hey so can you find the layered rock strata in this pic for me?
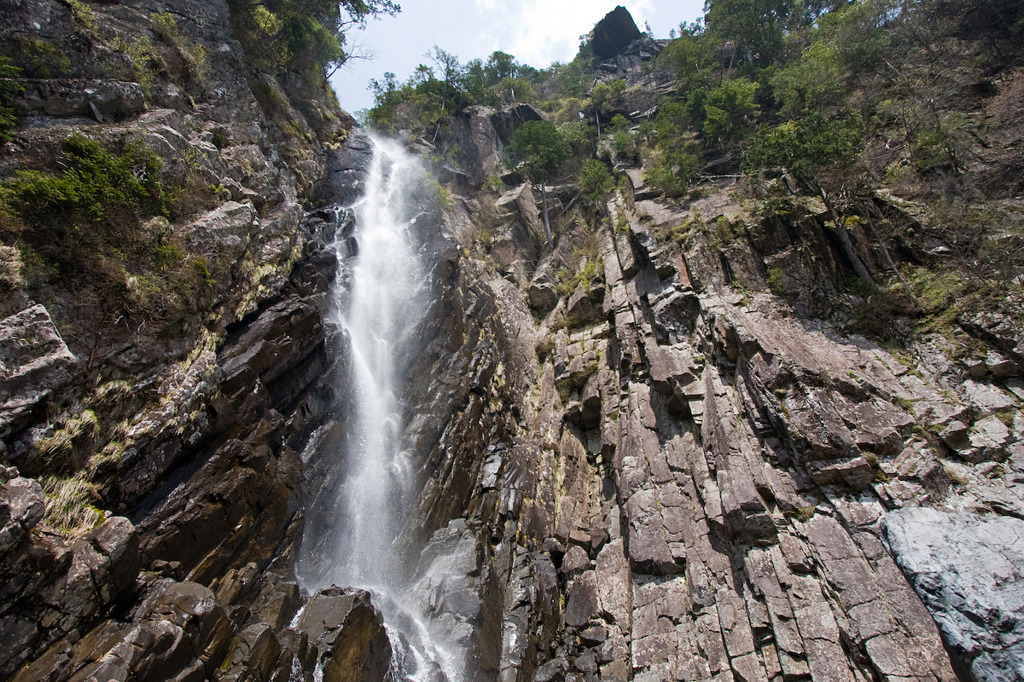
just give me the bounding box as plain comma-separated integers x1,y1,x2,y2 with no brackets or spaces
0,0,391,679
377,117,1024,680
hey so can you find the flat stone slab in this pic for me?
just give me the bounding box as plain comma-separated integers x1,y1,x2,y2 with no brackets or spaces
882,507,1024,682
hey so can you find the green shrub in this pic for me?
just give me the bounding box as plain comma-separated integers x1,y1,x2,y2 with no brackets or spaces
230,0,398,80
657,24,716,92
911,112,972,174
8,37,71,78
615,213,630,235
576,159,614,210
108,35,159,96
0,133,168,235
482,174,506,193
0,132,180,325
701,77,759,149
767,267,787,294
645,147,701,197
641,101,703,196
67,0,96,29
150,12,209,84
556,256,604,297
769,40,844,117
154,241,184,269
193,256,215,287
0,57,23,142
211,129,229,149
609,116,638,161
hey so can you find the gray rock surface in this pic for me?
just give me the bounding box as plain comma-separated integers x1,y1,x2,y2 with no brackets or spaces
295,587,393,682
883,507,1024,682
0,305,77,436
2,0,1022,680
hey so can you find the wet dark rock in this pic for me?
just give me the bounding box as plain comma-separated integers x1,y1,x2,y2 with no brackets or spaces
295,587,393,682
0,498,139,679
322,128,374,206
218,623,283,682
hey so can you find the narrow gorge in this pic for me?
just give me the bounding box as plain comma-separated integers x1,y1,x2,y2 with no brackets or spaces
1,1,1023,682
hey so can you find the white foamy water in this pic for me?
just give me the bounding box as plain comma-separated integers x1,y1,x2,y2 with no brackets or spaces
297,136,463,682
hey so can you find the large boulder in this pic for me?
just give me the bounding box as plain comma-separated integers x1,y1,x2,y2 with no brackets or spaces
294,587,393,682
882,507,1024,681
1,512,140,680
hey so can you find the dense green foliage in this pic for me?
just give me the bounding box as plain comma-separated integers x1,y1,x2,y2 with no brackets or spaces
636,103,700,197
229,0,399,78
505,121,570,186
0,57,22,142
576,159,615,211
362,0,1023,318
745,111,864,188
0,133,169,237
365,49,540,136
0,133,181,308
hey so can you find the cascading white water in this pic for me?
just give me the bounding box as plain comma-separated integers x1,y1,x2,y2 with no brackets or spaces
297,136,463,682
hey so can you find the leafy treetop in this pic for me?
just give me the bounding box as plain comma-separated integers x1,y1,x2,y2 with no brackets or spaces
230,0,400,78
504,120,570,186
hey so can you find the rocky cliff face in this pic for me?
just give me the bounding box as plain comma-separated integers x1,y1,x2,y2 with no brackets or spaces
368,65,1024,682
2,2,1023,682
0,0,387,679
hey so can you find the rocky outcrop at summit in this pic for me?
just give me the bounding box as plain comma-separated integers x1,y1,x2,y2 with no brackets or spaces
592,6,644,59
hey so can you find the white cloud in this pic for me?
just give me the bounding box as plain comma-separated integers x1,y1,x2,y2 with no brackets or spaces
475,1,657,68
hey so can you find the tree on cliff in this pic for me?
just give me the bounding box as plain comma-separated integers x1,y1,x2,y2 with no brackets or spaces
704,0,789,66
230,0,399,77
505,121,569,243
745,110,876,285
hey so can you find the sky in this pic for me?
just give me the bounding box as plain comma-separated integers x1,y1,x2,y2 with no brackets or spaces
330,0,705,115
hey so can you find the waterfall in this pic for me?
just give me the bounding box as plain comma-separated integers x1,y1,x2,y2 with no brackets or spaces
297,136,463,682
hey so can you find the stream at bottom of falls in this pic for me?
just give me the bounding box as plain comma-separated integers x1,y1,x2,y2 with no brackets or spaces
294,135,465,682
